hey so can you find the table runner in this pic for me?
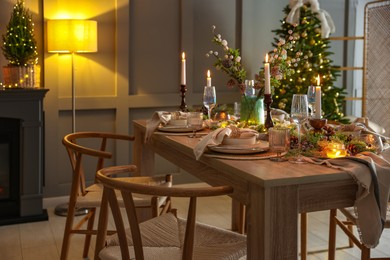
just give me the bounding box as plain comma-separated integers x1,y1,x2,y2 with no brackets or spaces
304,152,390,247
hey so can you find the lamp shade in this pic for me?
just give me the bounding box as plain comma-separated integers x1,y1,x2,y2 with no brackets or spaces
47,20,98,53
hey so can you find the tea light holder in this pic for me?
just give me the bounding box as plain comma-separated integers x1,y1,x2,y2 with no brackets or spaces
326,143,347,158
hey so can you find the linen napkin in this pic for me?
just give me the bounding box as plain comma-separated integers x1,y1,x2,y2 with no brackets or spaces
303,152,390,247
193,127,259,160
144,111,172,142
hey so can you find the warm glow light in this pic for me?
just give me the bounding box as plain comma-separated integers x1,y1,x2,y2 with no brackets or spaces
207,70,211,78
47,20,98,53
182,52,186,60
265,53,269,63
316,74,320,85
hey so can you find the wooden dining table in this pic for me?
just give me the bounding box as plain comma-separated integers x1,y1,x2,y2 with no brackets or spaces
132,119,378,259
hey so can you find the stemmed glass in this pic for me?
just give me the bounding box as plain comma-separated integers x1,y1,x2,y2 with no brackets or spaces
203,86,216,120
307,86,316,117
290,94,309,163
187,112,204,138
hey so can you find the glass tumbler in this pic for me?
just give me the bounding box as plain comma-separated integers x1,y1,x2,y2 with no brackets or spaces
269,127,290,162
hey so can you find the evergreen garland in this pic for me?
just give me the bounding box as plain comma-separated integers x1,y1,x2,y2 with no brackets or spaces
2,0,38,66
268,4,348,123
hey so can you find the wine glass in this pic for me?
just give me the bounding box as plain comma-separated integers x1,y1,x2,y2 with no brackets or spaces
187,112,203,138
269,127,290,162
203,86,216,120
290,94,309,163
307,86,316,117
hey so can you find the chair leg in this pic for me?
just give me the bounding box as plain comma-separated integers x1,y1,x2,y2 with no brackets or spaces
361,246,370,260
347,224,354,248
300,213,307,260
60,204,76,260
328,209,337,260
238,203,246,234
83,208,96,258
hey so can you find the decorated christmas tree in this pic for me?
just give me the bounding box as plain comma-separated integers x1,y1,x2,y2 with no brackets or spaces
262,0,347,123
2,0,38,66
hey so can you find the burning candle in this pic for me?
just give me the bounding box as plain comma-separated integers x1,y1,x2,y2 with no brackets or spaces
206,70,212,87
264,54,271,95
181,52,186,85
315,75,321,119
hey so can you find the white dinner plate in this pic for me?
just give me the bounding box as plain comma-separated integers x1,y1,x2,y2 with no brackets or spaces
158,125,204,133
208,141,269,154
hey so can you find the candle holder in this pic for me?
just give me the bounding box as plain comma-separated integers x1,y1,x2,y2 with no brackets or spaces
179,84,188,112
264,94,274,129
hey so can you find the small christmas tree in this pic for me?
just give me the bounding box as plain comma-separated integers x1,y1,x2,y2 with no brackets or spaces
263,3,347,122
2,0,38,66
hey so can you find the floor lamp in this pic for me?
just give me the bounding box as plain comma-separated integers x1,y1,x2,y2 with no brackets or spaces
47,19,98,216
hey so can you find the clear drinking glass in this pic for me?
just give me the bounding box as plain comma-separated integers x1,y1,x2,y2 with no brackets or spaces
269,128,290,162
307,86,316,117
187,112,204,138
203,86,216,120
290,94,309,163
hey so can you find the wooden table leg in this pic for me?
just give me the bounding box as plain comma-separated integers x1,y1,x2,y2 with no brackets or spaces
246,183,299,260
133,124,155,177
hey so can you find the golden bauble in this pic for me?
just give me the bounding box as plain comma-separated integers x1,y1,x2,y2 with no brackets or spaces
278,102,286,110
301,32,307,38
309,39,316,45
310,78,317,84
297,77,303,83
279,89,286,95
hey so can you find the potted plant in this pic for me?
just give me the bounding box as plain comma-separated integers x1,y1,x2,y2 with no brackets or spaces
2,0,39,88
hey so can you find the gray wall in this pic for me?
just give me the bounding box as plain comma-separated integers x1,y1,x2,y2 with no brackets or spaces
0,0,358,198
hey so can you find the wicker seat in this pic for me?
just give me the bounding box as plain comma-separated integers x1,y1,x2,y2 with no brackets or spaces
94,165,247,260
328,1,390,259
60,132,172,260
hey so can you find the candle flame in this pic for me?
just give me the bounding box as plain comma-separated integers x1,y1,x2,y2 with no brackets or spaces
182,52,186,60
207,70,211,78
316,74,320,86
265,53,269,63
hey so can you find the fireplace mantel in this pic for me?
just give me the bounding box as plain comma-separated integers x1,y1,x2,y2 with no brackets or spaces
0,88,49,225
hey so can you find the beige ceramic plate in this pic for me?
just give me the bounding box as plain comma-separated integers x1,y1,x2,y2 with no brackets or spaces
158,125,204,133
208,141,269,154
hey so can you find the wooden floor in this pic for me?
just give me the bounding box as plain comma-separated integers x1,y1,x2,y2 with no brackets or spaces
1,183,390,259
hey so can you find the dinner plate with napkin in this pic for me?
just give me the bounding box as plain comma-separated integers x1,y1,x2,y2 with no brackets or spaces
193,126,260,160
145,111,188,142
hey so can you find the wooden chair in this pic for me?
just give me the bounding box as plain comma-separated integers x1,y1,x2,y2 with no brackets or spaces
328,205,390,260
94,165,247,260
60,132,172,260
327,1,390,259
361,0,390,135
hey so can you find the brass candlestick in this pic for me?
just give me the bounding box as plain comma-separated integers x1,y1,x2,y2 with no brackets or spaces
264,94,274,129
179,84,188,112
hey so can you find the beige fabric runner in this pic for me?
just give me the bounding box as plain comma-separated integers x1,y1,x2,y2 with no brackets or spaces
303,152,390,247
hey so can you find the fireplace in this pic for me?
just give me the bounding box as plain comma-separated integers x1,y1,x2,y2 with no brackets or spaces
0,88,48,225
0,118,21,218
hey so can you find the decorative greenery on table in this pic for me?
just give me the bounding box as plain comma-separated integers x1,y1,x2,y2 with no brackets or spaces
211,117,380,158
